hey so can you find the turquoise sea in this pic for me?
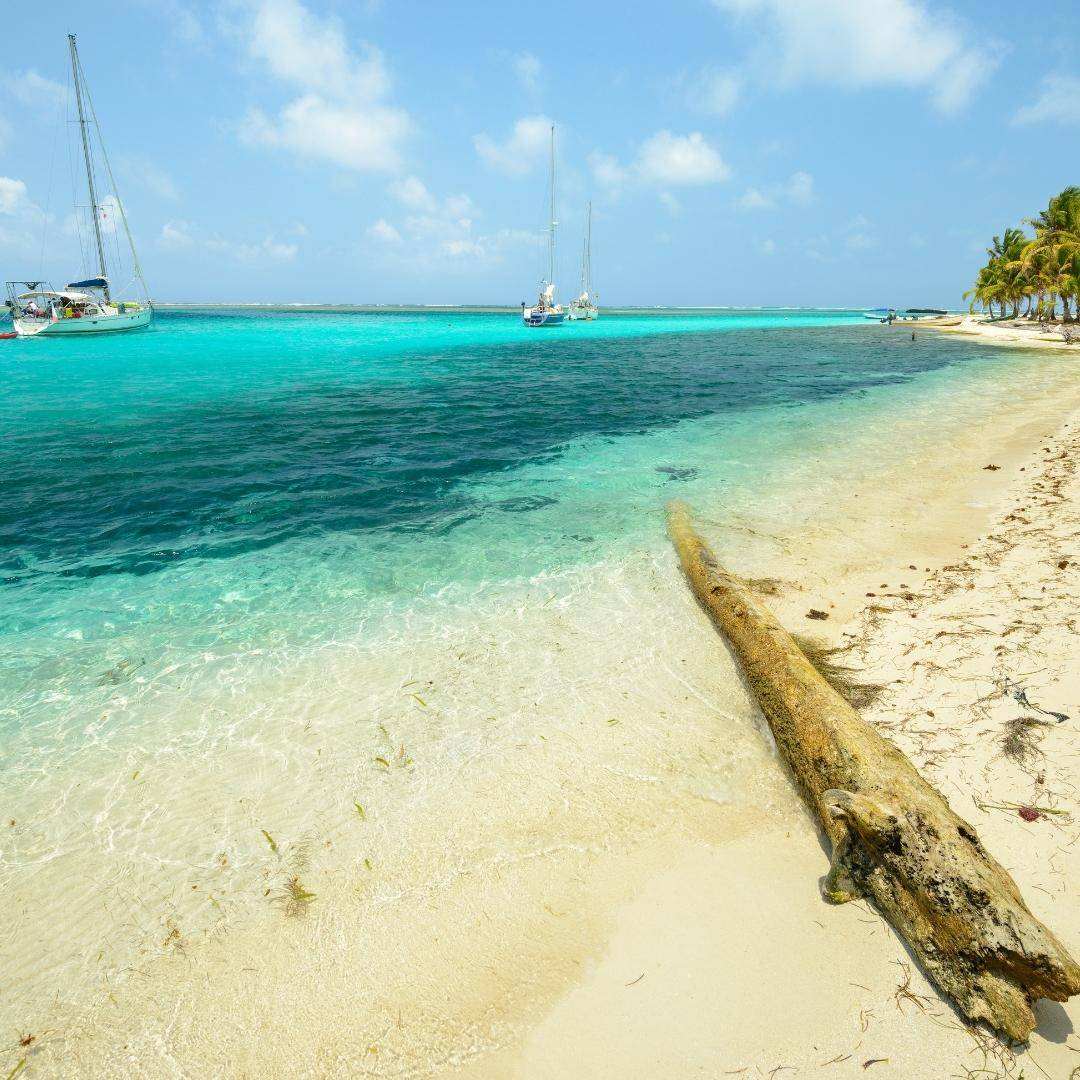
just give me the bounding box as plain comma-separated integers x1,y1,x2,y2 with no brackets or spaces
1,303,1071,764
2,307,1077,1064
2,307,884,699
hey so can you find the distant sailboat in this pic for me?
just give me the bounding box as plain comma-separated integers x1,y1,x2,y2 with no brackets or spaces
4,35,152,338
568,201,598,321
521,125,566,327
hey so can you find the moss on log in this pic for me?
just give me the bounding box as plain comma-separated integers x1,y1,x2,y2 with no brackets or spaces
667,501,1080,1042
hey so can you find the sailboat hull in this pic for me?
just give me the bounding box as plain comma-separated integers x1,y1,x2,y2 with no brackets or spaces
15,306,152,337
567,306,597,321
522,308,566,327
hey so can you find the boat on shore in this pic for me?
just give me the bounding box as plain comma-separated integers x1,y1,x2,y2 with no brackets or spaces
568,202,598,321
3,35,151,338
522,125,566,327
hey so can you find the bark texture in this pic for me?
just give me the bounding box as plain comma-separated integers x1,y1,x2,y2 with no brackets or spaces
667,501,1080,1042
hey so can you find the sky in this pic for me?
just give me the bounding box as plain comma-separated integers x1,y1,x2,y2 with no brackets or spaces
1,0,1078,307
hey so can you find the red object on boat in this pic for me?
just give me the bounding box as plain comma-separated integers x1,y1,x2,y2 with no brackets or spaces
0,332,17,339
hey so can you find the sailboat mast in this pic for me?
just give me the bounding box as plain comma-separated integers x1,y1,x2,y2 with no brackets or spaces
548,125,556,287
585,201,592,295
68,34,107,288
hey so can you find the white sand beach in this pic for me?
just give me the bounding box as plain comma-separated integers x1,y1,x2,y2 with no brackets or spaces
927,315,1080,352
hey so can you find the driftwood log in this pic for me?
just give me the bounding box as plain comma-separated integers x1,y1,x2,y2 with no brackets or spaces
667,502,1080,1041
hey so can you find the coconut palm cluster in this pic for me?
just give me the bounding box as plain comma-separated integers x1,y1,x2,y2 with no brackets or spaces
966,187,1080,322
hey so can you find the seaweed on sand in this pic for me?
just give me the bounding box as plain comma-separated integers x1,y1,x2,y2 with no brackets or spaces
272,876,317,918
792,634,887,710
1000,716,1046,766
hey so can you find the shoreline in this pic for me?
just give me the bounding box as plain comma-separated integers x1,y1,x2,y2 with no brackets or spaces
923,313,1080,352
4,344,1080,1077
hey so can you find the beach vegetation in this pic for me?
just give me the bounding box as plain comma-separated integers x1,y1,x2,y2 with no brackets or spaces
965,187,1080,322
273,875,317,917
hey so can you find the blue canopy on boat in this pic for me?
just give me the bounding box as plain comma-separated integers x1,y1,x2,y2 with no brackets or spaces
66,277,109,289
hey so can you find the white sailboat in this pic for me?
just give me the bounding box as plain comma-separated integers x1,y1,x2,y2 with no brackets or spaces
521,125,566,327
4,35,152,338
567,201,598,321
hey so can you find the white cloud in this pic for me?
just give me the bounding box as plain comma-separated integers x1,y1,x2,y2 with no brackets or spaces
234,236,298,261
0,178,54,257
3,69,67,108
683,68,741,116
443,193,475,218
244,0,389,99
366,179,540,268
759,238,776,255
234,0,410,173
736,170,814,211
636,131,730,186
590,132,730,196
120,155,180,200
1012,74,1080,126
785,170,814,204
157,219,298,261
737,187,772,211
389,175,437,212
588,151,629,193
0,177,34,216
713,0,995,114
513,52,543,93
843,214,876,251
240,94,409,172
473,115,553,176
368,218,402,243
845,231,876,251
159,219,194,249
143,0,204,44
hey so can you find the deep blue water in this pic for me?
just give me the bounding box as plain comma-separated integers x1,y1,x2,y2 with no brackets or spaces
2,307,953,591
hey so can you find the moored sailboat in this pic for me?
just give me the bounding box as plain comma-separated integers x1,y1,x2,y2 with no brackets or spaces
567,201,598,321
4,35,152,338
521,125,566,327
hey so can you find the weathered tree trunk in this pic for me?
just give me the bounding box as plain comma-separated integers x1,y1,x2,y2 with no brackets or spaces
667,502,1080,1042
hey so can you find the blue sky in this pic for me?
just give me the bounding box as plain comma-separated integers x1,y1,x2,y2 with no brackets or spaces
1,0,1078,306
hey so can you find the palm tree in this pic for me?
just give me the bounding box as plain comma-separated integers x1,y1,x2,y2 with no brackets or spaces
1023,187,1080,321
965,227,1029,319
968,188,1080,322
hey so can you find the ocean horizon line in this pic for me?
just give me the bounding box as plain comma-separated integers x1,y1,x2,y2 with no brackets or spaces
148,301,918,312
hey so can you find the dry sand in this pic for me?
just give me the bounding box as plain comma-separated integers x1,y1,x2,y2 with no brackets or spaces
511,412,1080,1080
927,314,1080,352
